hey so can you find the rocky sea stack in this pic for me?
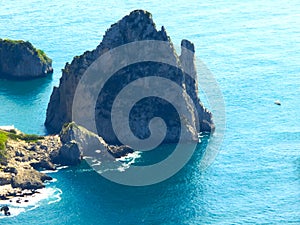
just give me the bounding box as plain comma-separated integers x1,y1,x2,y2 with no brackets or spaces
0,39,53,79
45,10,214,145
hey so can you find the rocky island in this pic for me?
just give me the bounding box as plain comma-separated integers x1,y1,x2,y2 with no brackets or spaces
0,39,53,79
1,8,215,205
45,10,214,145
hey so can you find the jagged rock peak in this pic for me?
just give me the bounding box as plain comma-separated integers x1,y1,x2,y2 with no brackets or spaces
181,39,195,53
45,10,215,141
100,10,168,48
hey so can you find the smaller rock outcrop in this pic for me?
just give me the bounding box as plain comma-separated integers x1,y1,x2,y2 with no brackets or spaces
30,159,56,171
0,39,53,79
51,122,134,166
51,140,81,166
11,168,52,190
0,205,10,216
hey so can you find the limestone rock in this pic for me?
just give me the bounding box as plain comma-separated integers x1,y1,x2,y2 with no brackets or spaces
3,166,18,174
11,168,52,190
107,145,134,158
51,140,81,166
0,39,53,79
51,122,134,166
0,172,11,185
30,159,56,170
45,10,214,144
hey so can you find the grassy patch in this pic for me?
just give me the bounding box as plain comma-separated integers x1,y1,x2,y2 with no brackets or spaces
36,49,51,64
0,129,44,143
0,131,8,163
1,38,52,64
0,129,44,163
0,131,7,151
7,132,44,142
1,38,25,45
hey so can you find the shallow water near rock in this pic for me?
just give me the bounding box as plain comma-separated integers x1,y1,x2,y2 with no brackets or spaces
0,0,299,224
0,182,62,220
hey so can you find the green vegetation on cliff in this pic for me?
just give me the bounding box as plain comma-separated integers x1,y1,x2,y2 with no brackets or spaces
0,129,44,163
0,38,52,64
0,131,7,150
0,131,8,163
36,49,51,64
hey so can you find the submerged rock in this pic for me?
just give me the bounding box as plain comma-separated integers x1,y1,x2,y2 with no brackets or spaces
0,39,53,79
45,10,214,145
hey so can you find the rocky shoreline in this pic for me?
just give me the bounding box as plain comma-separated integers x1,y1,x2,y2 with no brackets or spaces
0,123,132,201
0,132,60,200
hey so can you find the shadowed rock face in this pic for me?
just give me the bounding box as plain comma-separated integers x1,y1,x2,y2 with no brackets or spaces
45,10,214,145
54,122,133,164
0,39,53,79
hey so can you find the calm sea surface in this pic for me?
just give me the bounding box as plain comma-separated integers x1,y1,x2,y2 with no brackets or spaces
0,0,299,224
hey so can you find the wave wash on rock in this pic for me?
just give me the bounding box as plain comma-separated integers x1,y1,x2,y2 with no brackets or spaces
45,10,214,145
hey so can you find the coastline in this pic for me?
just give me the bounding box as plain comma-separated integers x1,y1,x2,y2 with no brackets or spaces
0,122,138,216
0,127,65,218
0,175,62,219
0,128,62,203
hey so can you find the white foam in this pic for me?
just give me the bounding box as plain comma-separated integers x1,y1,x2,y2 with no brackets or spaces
0,207,25,219
48,178,58,183
48,189,62,205
91,161,101,167
40,169,58,174
40,165,69,174
116,151,141,165
56,165,69,170
0,187,62,218
113,151,142,172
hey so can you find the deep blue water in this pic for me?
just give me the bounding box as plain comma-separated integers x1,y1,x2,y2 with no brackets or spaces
0,0,299,224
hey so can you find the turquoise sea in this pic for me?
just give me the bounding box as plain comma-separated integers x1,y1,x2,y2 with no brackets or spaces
0,0,299,224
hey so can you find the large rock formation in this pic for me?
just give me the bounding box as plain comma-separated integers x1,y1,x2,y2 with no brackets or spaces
45,10,214,145
0,39,53,79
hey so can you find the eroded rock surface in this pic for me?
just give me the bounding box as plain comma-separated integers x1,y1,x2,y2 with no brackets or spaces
45,10,214,145
0,39,53,79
